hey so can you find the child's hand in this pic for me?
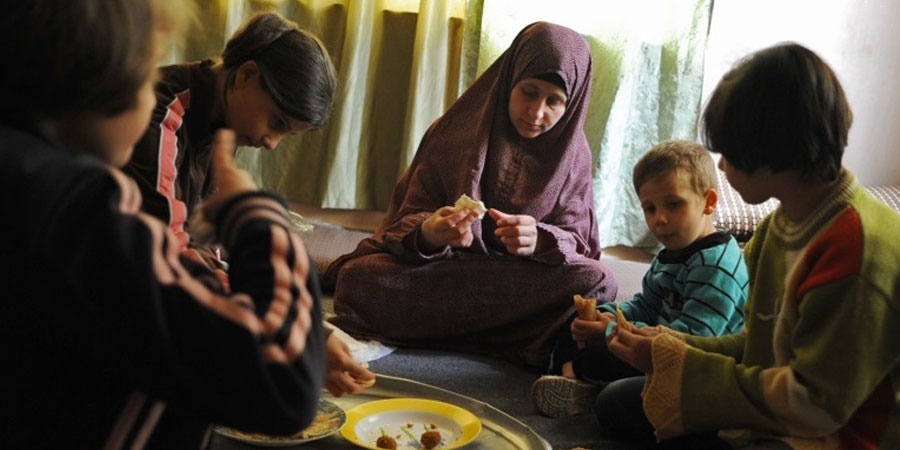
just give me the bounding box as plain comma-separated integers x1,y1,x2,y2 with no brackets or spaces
203,130,259,220
324,333,376,397
489,209,538,256
571,312,613,342
420,207,480,250
607,326,654,374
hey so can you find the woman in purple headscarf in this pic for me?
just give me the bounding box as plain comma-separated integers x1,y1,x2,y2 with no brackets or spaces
323,22,617,365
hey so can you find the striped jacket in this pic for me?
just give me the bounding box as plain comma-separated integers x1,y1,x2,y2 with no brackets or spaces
600,232,748,336
643,170,900,449
1,123,324,449
124,60,219,252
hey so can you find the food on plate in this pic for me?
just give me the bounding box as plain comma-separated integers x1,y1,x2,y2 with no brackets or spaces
420,427,442,449
453,194,487,219
220,409,341,441
376,428,397,449
615,304,634,333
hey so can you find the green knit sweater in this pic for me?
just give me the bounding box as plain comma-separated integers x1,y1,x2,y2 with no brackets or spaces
643,170,900,449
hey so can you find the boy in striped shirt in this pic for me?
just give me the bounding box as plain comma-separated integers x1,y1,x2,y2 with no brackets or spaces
532,140,748,419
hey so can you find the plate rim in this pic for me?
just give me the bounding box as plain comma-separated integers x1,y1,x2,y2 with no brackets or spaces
340,397,482,450
215,397,346,447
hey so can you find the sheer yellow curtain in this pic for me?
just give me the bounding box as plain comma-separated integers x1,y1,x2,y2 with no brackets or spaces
175,0,466,210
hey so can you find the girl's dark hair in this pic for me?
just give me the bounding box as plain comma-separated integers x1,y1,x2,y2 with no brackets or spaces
223,12,337,128
702,43,852,182
2,0,160,119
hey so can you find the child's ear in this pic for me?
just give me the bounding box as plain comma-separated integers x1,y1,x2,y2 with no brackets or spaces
703,188,718,214
235,60,260,87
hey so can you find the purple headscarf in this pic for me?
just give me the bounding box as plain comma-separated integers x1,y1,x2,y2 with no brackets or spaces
377,21,599,261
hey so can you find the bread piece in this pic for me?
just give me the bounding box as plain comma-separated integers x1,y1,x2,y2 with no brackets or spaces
453,194,487,219
615,304,634,333
573,294,598,321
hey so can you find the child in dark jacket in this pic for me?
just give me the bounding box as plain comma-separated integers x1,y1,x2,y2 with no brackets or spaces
0,1,327,448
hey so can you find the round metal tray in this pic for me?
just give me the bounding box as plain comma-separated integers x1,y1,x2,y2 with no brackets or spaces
210,374,551,449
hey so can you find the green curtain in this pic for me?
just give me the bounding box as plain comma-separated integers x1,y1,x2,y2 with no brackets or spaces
465,0,712,248
173,0,711,248
189,0,468,211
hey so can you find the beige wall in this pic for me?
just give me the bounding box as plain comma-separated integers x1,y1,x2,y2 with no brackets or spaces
702,0,900,185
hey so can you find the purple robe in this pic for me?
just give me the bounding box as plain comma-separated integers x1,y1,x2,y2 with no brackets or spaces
323,22,617,365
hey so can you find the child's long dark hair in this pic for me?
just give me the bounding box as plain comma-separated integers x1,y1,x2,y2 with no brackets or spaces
702,43,852,182
222,12,337,128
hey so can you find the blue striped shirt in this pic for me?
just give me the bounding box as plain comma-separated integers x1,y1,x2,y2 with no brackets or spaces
600,232,748,336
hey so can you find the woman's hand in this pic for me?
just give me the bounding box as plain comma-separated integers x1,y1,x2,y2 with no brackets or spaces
420,207,480,251
607,326,655,374
489,209,538,256
571,312,614,343
324,334,376,397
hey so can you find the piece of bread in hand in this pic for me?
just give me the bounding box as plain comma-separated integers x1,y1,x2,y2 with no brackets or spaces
453,194,487,219
615,304,634,333
573,294,598,321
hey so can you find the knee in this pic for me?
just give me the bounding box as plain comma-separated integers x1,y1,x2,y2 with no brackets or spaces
568,258,618,301
593,378,636,428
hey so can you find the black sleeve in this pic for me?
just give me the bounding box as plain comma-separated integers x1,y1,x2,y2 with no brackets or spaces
37,165,325,435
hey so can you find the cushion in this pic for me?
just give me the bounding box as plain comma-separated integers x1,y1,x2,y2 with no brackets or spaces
713,170,779,242
714,170,900,242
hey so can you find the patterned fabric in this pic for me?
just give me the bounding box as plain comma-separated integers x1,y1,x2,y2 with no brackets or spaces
713,170,779,242
865,185,900,212
713,169,900,242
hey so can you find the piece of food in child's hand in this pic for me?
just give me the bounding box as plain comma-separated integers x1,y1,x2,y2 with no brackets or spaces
615,304,633,333
453,194,487,219
356,374,376,388
573,294,598,321
573,294,598,348
420,429,442,449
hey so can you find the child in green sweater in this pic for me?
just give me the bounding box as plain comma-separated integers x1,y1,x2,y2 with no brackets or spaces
608,43,900,449
532,140,748,418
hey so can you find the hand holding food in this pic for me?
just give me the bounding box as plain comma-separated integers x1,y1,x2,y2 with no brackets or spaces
420,206,480,250
614,304,634,334
324,334,376,397
571,312,612,343
607,324,654,373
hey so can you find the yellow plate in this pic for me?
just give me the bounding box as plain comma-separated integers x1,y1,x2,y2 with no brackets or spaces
340,398,481,449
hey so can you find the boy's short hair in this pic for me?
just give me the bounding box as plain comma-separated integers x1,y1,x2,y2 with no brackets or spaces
702,42,852,182
633,140,717,196
223,12,337,128
2,0,188,120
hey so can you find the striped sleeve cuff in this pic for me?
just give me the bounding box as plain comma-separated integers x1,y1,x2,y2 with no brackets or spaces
216,192,290,248
643,333,688,441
